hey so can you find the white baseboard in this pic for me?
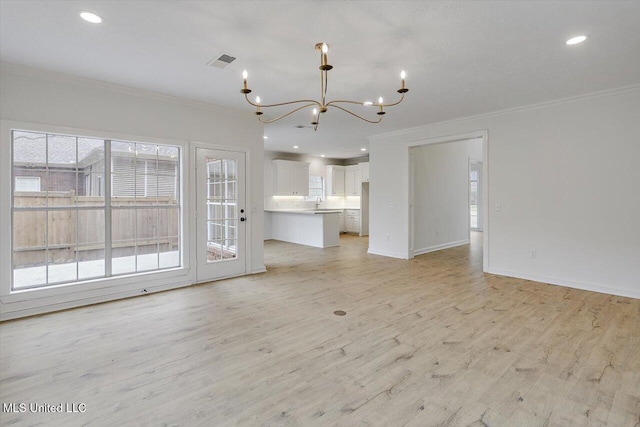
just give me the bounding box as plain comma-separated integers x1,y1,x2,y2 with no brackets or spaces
367,247,409,259
414,239,470,256
487,268,640,300
252,266,267,274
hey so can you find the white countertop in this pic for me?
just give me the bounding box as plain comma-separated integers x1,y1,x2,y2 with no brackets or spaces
265,209,341,215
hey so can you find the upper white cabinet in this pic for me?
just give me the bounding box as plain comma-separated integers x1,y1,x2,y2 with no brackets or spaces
345,165,362,196
273,160,309,196
359,162,369,182
293,162,310,195
326,165,345,196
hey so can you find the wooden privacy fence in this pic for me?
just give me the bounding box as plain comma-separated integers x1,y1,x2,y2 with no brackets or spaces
13,191,179,266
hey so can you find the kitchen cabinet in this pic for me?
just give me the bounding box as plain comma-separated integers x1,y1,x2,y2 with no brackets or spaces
326,165,345,196
345,209,360,233
359,162,369,182
273,160,309,196
293,162,309,195
338,211,345,232
345,165,362,196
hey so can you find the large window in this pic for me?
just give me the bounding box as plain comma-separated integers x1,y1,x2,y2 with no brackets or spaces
11,130,181,290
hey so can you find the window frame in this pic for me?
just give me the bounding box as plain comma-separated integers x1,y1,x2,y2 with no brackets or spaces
0,120,190,304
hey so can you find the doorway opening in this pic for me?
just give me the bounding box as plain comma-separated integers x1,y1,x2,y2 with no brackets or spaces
408,132,487,271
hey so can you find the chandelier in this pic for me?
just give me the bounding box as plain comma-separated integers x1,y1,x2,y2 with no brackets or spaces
240,43,409,131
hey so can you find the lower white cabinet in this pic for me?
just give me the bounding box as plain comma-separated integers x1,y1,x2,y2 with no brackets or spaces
338,211,345,232
345,209,360,233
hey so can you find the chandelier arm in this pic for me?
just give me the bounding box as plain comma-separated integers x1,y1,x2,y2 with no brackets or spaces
326,93,406,108
324,70,328,100
244,93,322,109
256,103,319,124
328,104,384,124
320,69,325,106
325,100,372,107
379,93,406,107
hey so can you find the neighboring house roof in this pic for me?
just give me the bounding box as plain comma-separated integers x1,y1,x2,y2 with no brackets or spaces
12,131,178,166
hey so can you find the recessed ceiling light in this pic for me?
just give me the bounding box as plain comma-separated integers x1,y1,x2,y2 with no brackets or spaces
293,145,299,149
79,11,103,24
263,136,268,139
566,35,587,45
320,154,325,158
361,148,367,152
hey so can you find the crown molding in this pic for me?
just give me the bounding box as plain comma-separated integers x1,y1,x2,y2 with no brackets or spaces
0,61,253,118
368,84,640,142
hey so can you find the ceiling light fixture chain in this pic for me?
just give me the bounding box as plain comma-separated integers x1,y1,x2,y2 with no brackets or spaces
240,42,408,131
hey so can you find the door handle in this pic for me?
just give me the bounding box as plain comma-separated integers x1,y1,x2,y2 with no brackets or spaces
241,217,246,222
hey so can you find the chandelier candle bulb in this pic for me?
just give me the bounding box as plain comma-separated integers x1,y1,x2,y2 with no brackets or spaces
241,70,251,94
255,96,263,115
377,97,386,115
319,43,333,71
398,70,409,93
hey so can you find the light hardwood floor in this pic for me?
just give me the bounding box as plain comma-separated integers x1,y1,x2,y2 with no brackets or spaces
1,233,639,426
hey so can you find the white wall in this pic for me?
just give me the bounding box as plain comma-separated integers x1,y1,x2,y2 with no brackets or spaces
369,86,640,298
411,138,482,254
0,62,265,319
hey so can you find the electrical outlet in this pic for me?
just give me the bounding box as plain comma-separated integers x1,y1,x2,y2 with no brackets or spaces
496,204,502,212
531,250,537,259
386,234,390,241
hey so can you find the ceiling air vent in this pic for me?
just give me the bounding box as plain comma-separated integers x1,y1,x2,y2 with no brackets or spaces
207,54,236,69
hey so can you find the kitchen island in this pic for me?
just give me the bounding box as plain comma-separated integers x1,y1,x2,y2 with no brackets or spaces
264,209,341,248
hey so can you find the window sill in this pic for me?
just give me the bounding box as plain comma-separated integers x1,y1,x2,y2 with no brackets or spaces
1,266,191,304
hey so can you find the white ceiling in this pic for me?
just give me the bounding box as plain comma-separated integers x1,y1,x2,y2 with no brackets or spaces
1,1,639,158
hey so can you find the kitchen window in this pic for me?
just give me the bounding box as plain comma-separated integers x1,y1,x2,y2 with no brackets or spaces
306,175,324,201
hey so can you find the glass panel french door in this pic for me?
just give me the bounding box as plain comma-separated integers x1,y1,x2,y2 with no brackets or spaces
196,148,246,281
